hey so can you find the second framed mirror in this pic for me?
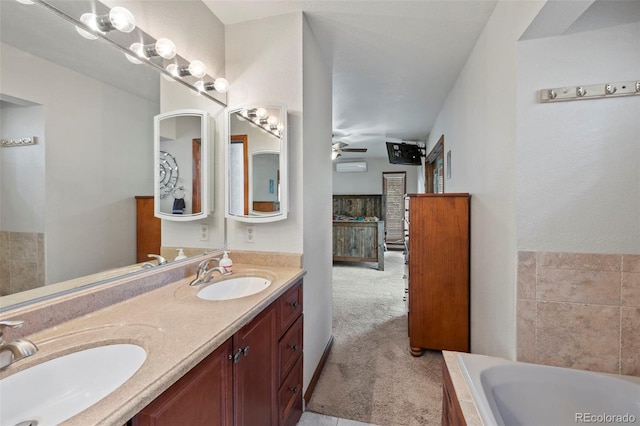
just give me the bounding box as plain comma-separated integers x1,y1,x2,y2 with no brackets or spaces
154,109,210,221
225,105,288,223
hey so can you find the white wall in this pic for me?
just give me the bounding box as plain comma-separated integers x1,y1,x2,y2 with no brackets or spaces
1,42,156,284
0,104,45,232
424,1,545,359
225,14,303,253
333,158,419,194
517,22,640,253
302,14,334,395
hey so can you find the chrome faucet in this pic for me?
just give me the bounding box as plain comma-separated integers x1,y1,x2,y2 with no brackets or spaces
0,320,38,369
190,258,231,286
141,254,168,268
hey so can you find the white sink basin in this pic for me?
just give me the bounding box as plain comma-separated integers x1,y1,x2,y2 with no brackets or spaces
0,344,146,426
197,276,272,301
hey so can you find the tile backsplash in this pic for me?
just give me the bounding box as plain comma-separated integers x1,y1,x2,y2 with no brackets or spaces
0,231,45,296
517,251,640,376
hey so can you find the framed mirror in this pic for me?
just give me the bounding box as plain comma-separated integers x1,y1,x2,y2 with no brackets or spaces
225,106,288,223
154,109,209,221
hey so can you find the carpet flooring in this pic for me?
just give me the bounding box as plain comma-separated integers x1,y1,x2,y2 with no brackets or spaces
306,251,443,425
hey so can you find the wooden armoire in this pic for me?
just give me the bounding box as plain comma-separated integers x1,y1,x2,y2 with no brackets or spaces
406,193,470,355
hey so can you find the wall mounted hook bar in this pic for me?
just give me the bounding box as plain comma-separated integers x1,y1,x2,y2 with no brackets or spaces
539,79,640,103
1,137,37,147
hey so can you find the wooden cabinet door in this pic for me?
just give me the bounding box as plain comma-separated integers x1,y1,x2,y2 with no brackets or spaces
132,339,233,426
135,196,161,263
234,306,278,426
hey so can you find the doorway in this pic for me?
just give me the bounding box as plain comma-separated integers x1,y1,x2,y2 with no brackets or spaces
425,135,444,193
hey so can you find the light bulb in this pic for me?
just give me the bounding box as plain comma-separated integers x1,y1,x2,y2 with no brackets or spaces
125,42,144,64
188,60,206,78
267,116,278,127
154,38,176,59
213,78,229,93
76,13,100,40
256,108,268,119
277,123,284,132
108,7,135,33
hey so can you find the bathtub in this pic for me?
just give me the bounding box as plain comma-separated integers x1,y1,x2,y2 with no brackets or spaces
457,353,640,426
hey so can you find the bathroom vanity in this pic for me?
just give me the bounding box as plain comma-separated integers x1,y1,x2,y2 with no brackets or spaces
0,254,305,426
132,280,303,426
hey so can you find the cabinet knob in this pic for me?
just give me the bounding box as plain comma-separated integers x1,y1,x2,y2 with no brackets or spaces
289,386,298,394
289,344,298,351
290,301,299,309
242,346,250,357
229,351,241,364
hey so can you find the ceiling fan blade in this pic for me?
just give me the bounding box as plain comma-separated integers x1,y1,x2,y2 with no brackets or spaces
342,148,368,152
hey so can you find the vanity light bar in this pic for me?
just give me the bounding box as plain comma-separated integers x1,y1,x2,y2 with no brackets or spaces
1,137,37,147
23,0,228,106
237,109,282,139
539,80,640,103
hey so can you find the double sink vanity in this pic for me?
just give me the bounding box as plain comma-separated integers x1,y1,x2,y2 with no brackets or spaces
0,252,305,426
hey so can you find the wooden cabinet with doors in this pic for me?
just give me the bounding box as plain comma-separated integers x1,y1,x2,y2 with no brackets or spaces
131,280,303,426
233,303,278,425
406,194,469,355
135,196,161,263
132,339,233,425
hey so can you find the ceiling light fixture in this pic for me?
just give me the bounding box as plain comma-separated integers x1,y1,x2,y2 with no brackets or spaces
76,6,135,40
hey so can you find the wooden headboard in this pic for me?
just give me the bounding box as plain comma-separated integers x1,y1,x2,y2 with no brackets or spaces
332,194,385,220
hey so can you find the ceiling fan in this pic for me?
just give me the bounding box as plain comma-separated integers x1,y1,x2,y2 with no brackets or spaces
332,141,367,159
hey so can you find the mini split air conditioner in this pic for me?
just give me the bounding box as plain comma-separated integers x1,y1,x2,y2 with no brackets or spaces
335,161,367,173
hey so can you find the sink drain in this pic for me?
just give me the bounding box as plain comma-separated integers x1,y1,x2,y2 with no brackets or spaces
15,421,38,426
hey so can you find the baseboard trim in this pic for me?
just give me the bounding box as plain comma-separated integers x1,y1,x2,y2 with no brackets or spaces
304,334,334,405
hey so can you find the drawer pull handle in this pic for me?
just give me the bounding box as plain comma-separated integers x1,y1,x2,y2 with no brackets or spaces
242,346,250,357
290,301,299,308
289,344,298,351
289,386,298,393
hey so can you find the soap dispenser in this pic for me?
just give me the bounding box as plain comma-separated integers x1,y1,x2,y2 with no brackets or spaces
219,251,233,274
175,248,187,261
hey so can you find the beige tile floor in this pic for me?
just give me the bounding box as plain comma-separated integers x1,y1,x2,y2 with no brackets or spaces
297,411,377,426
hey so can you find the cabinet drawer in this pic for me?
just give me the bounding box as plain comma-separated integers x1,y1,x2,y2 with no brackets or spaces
278,356,303,426
277,281,303,334
278,315,303,384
